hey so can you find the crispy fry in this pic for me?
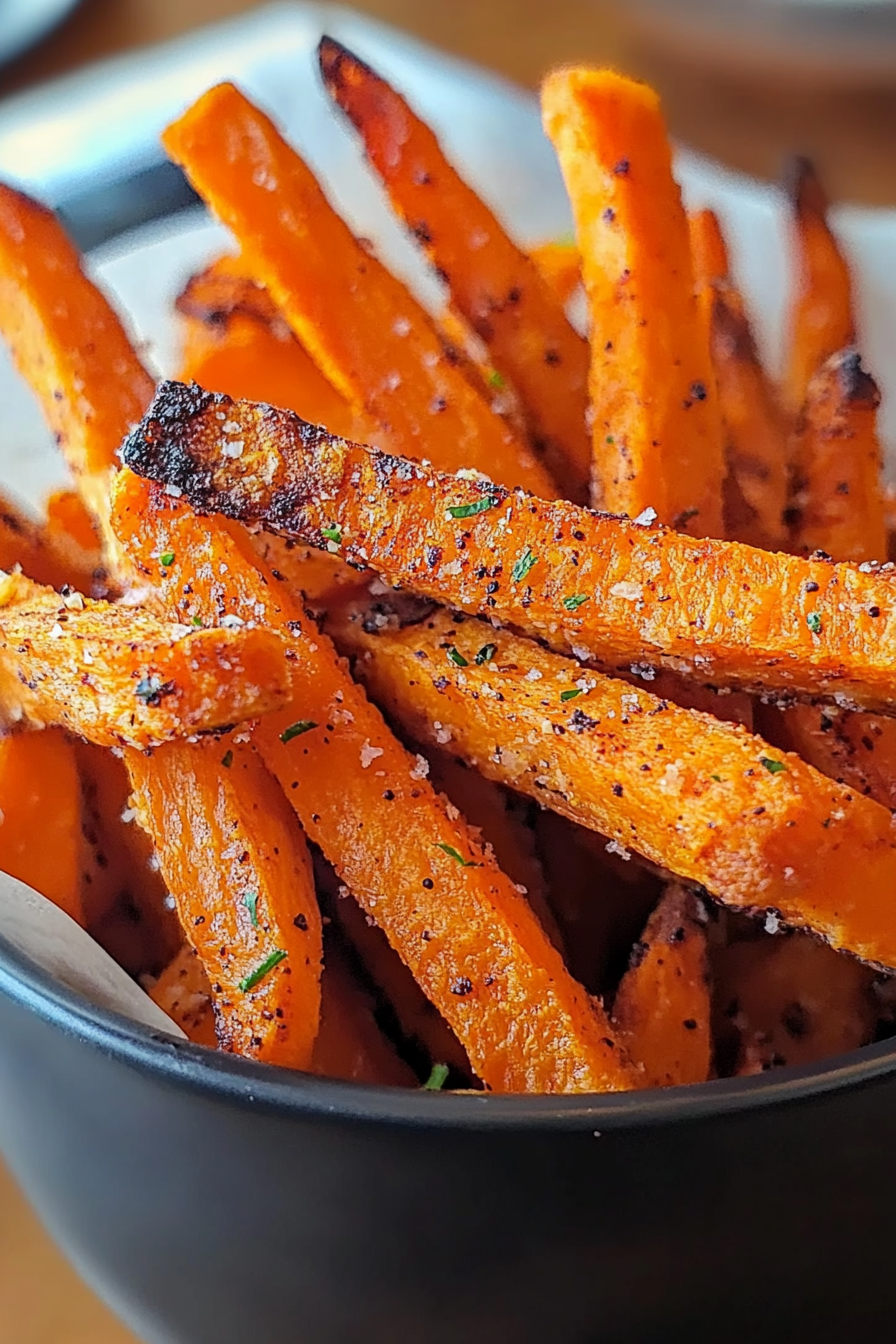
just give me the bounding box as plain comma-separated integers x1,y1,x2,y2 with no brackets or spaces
612,884,711,1088
426,747,560,950
148,945,219,1047
124,385,896,716
313,933,417,1086
327,880,473,1081
76,740,181,971
0,488,107,596
528,238,581,307
111,468,635,1093
177,257,373,443
0,727,84,925
162,83,555,498
542,68,725,533
783,158,855,419
127,739,322,1068
0,184,153,527
772,705,896,812
0,569,292,748
329,600,896,969
688,210,789,551
43,488,113,596
790,349,887,565
713,932,876,1073
151,934,416,1085
320,39,591,503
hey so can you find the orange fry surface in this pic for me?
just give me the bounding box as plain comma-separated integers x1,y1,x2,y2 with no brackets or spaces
689,210,789,551
612,885,711,1088
0,727,84,925
790,349,887,565
320,38,591,503
330,601,896,969
0,488,107,596
542,68,724,533
128,739,323,1068
123,385,896,716
111,467,635,1094
783,158,855,418
0,569,291,748
0,185,153,525
529,238,582,307
162,82,555,497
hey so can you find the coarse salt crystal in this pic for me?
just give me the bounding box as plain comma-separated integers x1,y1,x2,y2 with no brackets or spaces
609,581,643,602
360,740,384,768
49,623,64,639
605,840,631,861
764,911,780,934
410,753,430,780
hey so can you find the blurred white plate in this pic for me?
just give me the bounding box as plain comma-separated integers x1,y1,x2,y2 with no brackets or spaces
1,1,896,508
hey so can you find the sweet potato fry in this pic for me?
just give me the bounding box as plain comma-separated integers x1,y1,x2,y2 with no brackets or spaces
772,705,896,812
75,740,181,970
542,68,725,533
43,488,113,596
0,569,291,748
111,468,635,1093
329,600,896,970
528,238,581,307
177,257,373,443
0,184,153,527
162,83,555,498
425,747,560,950
147,945,219,1047
713,931,876,1074
0,488,107,596
790,349,887,565
123,385,896,715
312,933,417,1086
689,210,789,551
327,878,472,1082
320,38,591,503
783,158,855,418
0,727,84,925
612,884,711,1088
150,935,416,1085
127,738,322,1068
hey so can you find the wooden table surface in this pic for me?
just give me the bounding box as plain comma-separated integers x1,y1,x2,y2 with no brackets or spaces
1,2,894,1341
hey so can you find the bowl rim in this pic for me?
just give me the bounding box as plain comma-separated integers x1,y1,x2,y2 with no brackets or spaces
3,928,896,1132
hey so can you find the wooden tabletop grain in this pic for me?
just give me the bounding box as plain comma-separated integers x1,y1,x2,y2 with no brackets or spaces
1,2,894,1340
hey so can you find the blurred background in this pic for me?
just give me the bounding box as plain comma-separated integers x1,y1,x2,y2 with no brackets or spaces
1,1,894,1340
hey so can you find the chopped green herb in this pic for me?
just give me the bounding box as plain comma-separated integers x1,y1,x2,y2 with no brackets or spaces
243,891,259,928
760,757,787,775
475,643,497,665
606,436,615,445
562,593,589,612
806,612,823,635
446,646,468,667
221,749,233,769
159,550,175,568
436,842,476,867
560,687,582,702
511,547,537,583
710,774,722,782
191,616,203,627
447,494,500,519
239,948,287,992
280,720,317,744
487,369,506,390
321,525,342,545
422,1062,450,1091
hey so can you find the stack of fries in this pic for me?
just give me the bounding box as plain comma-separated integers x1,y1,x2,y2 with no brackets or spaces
0,40,893,1094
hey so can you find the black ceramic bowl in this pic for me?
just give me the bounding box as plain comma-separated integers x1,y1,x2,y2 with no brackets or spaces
2,927,896,1344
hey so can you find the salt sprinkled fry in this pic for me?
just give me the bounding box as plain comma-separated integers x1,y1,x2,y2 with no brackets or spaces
122,384,896,717
0,569,292,748
161,82,557,497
